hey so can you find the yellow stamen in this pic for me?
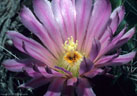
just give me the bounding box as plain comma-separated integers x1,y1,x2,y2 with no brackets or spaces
63,36,78,52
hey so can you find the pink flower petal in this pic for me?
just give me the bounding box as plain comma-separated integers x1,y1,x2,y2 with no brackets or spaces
67,77,77,86
36,66,64,78
95,51,136,67
20,6,61,57
95,54,119,65
111,51,136,65
110,6,125,34
99,26,126,57
7,31,56,68
2,59,25,72
33,0,63,51
2,58,46,72
19,76,51,89
90,39,101,62
76,78,96,96
110,27,136,50
120,27,135,40
110,27,135,50
44,78,65,96
98,27,135,58
79,58,93,75
51,0,67,41
24,67,42,77
83,0,111,56
111,26,127,43
75,0,93,51
84,68,104,79
71,0,75,4
100,6,125,47
100,27,112,49
35,66,54,78
60,0,75,39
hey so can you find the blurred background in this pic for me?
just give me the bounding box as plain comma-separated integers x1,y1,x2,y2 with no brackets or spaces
0,0,137,96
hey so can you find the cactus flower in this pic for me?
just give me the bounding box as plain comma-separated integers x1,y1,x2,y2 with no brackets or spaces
3,0,136,96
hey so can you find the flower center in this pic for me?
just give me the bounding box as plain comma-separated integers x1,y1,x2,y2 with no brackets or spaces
64,51,82,66
59,36,83,76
